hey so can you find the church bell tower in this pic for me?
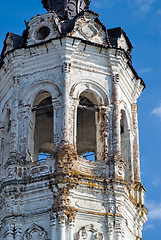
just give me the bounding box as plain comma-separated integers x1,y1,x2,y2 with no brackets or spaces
0,0,148,239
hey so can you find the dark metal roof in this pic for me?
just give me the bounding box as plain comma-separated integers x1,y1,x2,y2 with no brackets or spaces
107,27,133,52
0,32,24,62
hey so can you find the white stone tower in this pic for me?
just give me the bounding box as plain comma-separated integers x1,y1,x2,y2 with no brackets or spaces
0,1,148,239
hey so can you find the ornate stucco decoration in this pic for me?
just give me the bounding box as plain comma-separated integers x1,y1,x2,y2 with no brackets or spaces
68,11,109,46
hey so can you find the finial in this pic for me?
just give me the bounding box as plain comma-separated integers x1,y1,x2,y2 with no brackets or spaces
41,0,91,19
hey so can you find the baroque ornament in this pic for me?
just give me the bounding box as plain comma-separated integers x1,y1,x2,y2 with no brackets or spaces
42,0,91,19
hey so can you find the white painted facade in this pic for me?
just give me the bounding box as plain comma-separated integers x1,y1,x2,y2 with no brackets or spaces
0,7,147,240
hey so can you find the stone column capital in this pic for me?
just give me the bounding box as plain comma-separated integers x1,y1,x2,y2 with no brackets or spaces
58,210,67,224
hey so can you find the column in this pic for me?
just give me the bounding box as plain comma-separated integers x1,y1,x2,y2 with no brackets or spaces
121,230,125,240
102,107,112,162
112,74,125,180
69,222,75,240
68,103,75,146
73,103,78,150
50,212,57,240
112,74,121,155
58,212,66,240
116,229,122,240
69,213,75,240
61,61,71,144
107,222,113,240
97,107,107,161
115,221,122,240
15,223,22,240
138,223,143,239
132,103,141,182
59,221,66,240
21,105,35,161
129,129,135,182
52,100,62,149
121,129,132,182
5,225,14,240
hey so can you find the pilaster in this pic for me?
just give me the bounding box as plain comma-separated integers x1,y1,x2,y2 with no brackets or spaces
61,61,72,144
9,75,20,160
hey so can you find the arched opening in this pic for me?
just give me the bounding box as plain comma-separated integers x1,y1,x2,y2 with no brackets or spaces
33,91,54,161
120,109,131,181
77,90,99,161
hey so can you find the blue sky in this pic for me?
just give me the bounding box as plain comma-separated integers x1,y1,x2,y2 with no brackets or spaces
0,0,160,239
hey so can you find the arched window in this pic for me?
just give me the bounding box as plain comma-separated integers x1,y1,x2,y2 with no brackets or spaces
77,90,99,161
33,91,54,161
